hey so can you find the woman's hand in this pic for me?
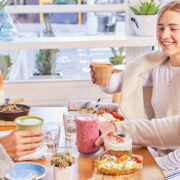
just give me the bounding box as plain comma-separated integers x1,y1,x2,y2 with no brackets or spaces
90,63,96,84
95,122,116,146
0,130,43,158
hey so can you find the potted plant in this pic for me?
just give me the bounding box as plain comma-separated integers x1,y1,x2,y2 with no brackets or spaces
0,54,12,80
110,47,125,65
51,152,75,180
130,0,161,37
33,19,61,79
110,47,126,72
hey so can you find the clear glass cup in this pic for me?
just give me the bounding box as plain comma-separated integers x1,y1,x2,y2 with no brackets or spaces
63,111,79,139
43,123,61,155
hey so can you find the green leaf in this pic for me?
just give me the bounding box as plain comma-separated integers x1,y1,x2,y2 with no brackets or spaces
0,54,12,79
0,0,12,11
130,0,161,15
130,7,141,15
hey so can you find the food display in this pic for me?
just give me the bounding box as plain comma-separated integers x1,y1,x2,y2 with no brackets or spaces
104,131,132,156
95,154,143,175
75,114,100,153
0,104,28,112
0,104,30,121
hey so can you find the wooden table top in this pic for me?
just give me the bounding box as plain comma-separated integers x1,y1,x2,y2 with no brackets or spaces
0,107,166,180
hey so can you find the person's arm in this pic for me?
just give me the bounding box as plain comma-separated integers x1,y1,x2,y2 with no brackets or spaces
115,115,180,147
0,144,14,177
156,148,180,170
0,130,43,159
100,72,124,94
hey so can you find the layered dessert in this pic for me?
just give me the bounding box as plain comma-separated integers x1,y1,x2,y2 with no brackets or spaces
95,154,143,175
75,114,100,153
104,131,132,156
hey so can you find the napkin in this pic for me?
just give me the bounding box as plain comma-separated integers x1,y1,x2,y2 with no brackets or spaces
0,131,47,161
68,100,119,112
164,168,180,180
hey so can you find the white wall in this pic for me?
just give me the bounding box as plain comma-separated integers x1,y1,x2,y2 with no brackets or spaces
4,79,113,106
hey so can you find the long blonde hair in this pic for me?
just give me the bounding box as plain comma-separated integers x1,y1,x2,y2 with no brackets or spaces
157,1,180,23
156,1,180,50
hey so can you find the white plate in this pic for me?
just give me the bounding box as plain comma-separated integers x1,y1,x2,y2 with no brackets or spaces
5,162,46,180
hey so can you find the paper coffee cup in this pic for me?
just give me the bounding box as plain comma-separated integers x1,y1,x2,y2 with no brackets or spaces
92,63,113,86
15,116,43,130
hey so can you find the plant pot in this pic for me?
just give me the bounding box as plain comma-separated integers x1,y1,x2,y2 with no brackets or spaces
54,165,73,180
31,72,63,79
131,15,157,37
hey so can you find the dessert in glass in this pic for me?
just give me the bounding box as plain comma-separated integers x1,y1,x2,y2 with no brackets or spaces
75,114,100,153
104,131,132,156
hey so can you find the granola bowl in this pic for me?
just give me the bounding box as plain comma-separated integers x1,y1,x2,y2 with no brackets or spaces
0,104,30,121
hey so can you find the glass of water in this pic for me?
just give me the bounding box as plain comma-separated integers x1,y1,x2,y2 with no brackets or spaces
43,123,61,155
63,111,79,139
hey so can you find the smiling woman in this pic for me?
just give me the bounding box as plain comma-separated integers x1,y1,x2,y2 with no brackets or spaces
90,0,180,177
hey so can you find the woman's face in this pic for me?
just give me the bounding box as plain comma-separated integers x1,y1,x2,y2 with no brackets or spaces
157,10,180,58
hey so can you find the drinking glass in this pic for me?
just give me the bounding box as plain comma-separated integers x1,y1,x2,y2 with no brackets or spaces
63,111,79,139
43,123,61,155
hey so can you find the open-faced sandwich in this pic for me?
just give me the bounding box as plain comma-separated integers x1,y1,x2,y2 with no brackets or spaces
95,154,143,176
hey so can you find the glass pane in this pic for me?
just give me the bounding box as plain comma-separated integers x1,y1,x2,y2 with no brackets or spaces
0,47,126,81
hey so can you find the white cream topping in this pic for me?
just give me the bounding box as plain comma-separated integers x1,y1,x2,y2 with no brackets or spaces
16,118,42,125
98,113,116,122
104,137,132,151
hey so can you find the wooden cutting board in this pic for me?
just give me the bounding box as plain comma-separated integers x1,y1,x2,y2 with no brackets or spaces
93,168,142,180
0,120,16,131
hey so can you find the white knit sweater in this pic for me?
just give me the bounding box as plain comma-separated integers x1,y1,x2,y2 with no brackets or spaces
101,50,180,170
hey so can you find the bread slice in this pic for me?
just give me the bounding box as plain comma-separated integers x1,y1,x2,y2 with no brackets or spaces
95,154,143,176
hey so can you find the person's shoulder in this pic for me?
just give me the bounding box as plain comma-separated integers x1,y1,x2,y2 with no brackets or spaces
127,50,166,66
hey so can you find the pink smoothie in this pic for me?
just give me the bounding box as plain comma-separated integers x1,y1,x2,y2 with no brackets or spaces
75,114,100,153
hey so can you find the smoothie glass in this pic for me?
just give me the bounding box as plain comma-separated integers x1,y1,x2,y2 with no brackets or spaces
15,116,43,130
75,114,100,153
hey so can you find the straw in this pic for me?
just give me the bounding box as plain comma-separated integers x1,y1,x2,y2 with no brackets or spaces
93,98,101,114
81,101,91,109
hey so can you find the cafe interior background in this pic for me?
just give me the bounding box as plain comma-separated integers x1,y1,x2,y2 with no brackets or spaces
1,0,166,107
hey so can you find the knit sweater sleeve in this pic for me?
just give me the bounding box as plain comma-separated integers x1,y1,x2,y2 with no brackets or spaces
114,115,180,147
0,144,14,177
100,70,152,94
100,72,124,94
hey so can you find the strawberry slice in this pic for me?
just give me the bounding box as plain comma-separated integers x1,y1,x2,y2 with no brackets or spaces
116,136,124,143
107,132,113,137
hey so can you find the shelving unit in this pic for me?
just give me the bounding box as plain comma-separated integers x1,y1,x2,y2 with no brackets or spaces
3,2,157,106
0,35,157,50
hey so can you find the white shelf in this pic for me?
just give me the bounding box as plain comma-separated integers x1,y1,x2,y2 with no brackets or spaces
7,4,127,13
0,35,157,50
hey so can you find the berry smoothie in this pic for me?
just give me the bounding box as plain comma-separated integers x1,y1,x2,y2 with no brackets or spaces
75,114,100,153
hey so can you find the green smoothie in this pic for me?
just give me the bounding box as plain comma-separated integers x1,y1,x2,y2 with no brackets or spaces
15,116,43,130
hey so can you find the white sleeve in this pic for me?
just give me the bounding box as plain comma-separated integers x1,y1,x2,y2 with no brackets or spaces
0,144,14,177
156,148,180,170
100,72,124,94
114,115,180,147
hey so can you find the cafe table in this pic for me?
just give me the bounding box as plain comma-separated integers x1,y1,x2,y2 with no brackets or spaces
0,107,166,180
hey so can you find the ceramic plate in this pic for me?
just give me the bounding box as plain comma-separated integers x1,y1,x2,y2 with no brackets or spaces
5,162,46,180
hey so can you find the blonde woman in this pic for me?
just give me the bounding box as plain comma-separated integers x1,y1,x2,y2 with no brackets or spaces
91,0,180,172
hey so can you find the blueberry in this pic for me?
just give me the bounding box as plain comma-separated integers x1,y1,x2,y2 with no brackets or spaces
118,133,126,137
